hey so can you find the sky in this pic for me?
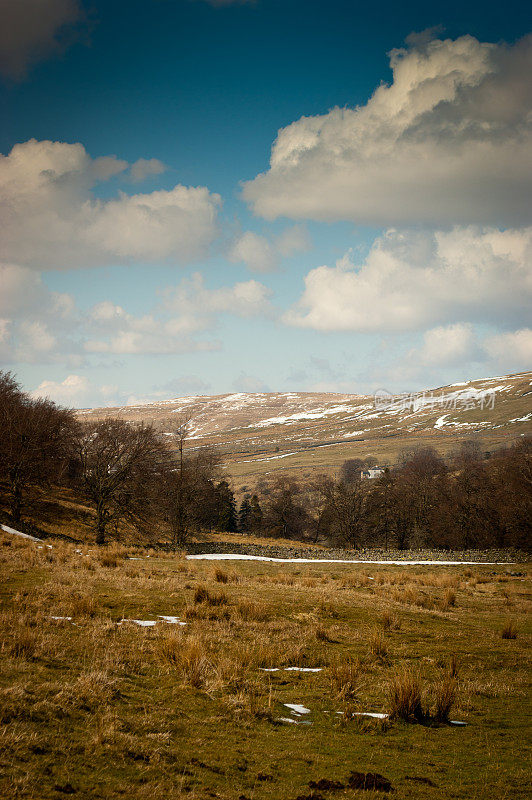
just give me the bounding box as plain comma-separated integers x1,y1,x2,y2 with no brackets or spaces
0,0,531,408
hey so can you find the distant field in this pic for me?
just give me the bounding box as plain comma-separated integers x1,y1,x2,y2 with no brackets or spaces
1,532,530,799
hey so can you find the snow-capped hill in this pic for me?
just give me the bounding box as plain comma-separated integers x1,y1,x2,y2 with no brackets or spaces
79,371,532,482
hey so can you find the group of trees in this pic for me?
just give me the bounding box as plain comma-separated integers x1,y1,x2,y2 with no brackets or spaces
0,372,245,545
0,370,530,550
0,372,76,525
254,442,531,550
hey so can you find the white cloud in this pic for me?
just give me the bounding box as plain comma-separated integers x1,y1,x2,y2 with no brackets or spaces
158,375,211,395
128,158,166,183
229,231,277,273
162,272,274,319
30,374,128,408
418,323,478,365
0,262,79,363
243,34,532,227
484,329,532,366
285,227,532,332
84,301,219,355
84,273,273,355
0,139,221,268
31,374,90,406
229,225,310,273
276,225,311,257
0,0,85,79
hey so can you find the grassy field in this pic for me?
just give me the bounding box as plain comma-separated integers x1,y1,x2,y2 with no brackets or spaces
1,533,530,799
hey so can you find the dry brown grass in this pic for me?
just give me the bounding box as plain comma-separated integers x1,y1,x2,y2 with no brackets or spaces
0,531,530,800
388,669,425,722
501,620,518,639
439,587,457,611
381,611,401,631
193,584,228,606
368,628,389,661
330,658,363,702
432,676,458,724
213,567,229,583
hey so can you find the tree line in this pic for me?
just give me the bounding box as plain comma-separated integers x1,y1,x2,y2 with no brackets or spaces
0,371,530,550
249,443,531,551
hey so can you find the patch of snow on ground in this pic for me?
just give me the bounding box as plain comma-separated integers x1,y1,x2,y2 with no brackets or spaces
434,414,449,428
509,413,532,422
254,405,354,428
120,619,157,627
1,524,43,542
240,451,299,464
284,703,311,715
260,667,322,673
158,615,186,625
354,712,389,719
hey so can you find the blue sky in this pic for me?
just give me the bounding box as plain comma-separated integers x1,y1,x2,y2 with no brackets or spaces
0,0,531,407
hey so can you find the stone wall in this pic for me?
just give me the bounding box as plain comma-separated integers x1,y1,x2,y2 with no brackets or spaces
185,540,528,563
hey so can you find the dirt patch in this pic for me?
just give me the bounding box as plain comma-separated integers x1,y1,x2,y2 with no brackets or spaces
347,772,394,792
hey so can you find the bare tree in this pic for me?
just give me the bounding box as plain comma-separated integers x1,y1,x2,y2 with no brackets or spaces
76,418,170,544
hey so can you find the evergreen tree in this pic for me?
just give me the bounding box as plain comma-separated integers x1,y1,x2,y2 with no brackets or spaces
250,494,263,532
216,480,238,532
238,495,252,532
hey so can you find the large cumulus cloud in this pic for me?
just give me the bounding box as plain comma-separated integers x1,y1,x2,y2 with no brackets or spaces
243,34,532,227
0,139,221,268
284,226,532,332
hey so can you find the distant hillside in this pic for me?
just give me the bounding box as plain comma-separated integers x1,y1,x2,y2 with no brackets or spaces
79,371,532,489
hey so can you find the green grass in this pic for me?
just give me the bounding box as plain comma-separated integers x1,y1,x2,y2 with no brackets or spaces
0,534,530,799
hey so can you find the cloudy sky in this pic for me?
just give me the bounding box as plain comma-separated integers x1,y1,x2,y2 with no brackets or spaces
1,0,531,407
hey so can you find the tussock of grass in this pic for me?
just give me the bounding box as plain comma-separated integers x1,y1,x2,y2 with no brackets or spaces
432,676,458,724
369,629,389,661
388,669,425,723
381,611,401,631
501,620,518,639
330,658,363,702
440,588,457,610
213,567,229,584
193,585,228,606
